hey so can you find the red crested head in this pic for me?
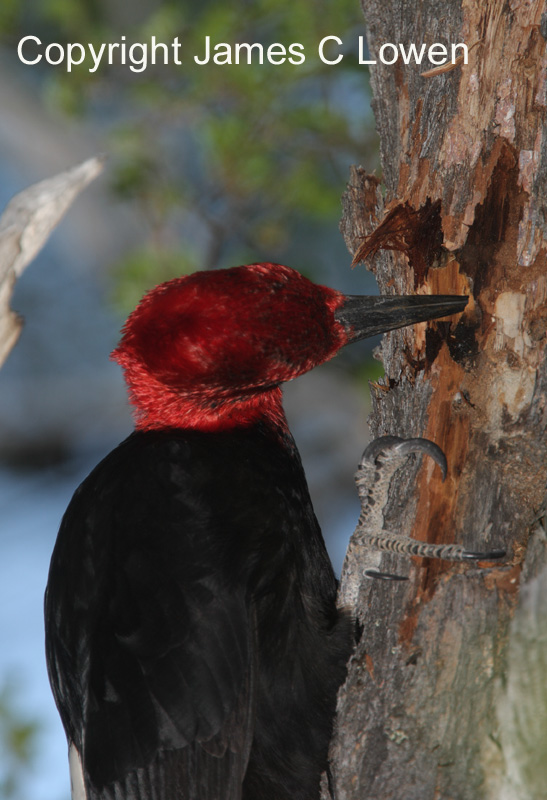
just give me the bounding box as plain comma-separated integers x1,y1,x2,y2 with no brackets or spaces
112,263,348,432
112,262,468,432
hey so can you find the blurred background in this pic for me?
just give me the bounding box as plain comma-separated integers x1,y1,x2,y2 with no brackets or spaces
0,1,380,797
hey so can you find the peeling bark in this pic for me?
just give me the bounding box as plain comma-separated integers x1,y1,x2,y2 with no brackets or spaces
328,2,547,799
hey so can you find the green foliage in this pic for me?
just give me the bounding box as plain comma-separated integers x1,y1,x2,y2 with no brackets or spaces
0,678,40,799
0,0,17,32
354,357,386,385
4,0,378,306
111,246,200,311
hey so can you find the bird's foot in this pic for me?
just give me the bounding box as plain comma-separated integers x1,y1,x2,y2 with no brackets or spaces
339,437,506,601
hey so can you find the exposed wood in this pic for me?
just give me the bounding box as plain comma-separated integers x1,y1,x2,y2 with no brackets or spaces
0,156,104,368
328,2,547,798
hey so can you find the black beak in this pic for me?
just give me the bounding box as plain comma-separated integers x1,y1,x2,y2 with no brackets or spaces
334,294,468,344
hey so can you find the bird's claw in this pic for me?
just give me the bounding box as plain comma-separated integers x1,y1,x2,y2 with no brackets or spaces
364,569,408,581
360,436,447,481
363,548,506,583
461,549,506,561
355,435,506,566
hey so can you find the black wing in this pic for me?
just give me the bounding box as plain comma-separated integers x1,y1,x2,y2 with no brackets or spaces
45,432,256,800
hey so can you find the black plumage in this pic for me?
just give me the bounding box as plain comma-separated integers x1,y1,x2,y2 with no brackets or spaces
46,425,353,800
45,263,468,799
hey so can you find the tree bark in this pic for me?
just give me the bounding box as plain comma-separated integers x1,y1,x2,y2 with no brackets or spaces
328,2,547,799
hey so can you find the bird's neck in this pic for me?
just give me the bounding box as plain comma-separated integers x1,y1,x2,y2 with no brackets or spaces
125,366,288,434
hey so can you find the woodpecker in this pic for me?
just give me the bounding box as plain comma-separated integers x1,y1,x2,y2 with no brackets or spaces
45,263,467,800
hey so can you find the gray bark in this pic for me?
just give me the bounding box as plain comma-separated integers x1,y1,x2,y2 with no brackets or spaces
328,2,547,798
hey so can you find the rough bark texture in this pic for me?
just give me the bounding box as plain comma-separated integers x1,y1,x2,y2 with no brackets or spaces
328,2,547,799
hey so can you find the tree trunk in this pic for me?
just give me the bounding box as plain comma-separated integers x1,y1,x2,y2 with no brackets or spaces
328,2,547,799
